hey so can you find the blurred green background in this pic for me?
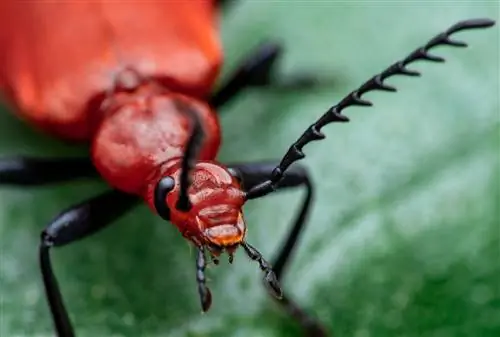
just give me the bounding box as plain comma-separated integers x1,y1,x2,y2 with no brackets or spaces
0,1,498,337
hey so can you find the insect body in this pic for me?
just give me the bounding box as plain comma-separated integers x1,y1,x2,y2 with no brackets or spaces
0,1,495,336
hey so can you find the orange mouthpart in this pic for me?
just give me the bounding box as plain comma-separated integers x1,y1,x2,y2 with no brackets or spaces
204,224,244,247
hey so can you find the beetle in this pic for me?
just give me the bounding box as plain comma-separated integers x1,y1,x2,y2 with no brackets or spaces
0,1,495,336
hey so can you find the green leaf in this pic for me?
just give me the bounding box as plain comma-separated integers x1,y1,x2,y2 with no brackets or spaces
1,2,498,337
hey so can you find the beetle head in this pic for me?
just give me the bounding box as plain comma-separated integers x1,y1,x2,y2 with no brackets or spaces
153,161,247,259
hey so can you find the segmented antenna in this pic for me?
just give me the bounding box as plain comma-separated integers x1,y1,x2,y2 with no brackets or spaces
175,101,205,211
246,18,495,200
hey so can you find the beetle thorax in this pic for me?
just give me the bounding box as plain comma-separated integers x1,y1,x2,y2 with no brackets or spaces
91,85,221,194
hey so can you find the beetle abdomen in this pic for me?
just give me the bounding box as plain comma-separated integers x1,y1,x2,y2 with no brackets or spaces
0,1,222,141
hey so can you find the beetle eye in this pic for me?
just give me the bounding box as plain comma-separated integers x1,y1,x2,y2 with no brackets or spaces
154,176,176,221
227,167,243,184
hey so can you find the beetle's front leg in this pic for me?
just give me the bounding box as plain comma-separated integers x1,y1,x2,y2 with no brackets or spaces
40,189,139,337
227,161,328,337
0,156,98,185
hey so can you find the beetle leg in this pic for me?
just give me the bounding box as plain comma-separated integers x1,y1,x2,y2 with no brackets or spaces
215,0,235,9
40,189,139,337
226,161,328,337
210,42,334,109
0,157,98,186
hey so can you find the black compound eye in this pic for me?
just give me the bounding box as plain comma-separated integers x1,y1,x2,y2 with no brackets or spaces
227,167,243,184
154,176,176,221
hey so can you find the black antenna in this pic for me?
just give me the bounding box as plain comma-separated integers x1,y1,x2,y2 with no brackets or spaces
245,18,495,200
175,101,205,212
153,101,205,216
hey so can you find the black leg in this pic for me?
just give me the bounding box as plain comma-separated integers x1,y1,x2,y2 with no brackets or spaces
228,161,312,279
0,157,98,186
227,161,327,337
40,189,139,337
215,0,235,9
210,42,333,109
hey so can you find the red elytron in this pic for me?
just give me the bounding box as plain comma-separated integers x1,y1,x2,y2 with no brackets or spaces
0,1,494,336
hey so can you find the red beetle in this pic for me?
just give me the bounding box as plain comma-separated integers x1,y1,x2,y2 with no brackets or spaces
0,1,494,336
